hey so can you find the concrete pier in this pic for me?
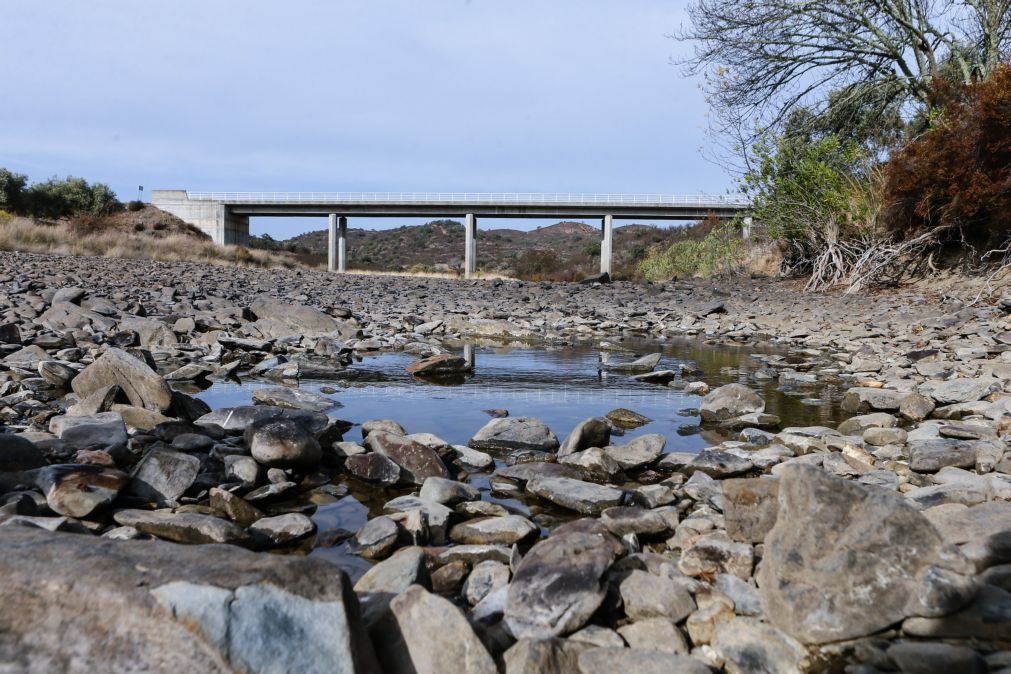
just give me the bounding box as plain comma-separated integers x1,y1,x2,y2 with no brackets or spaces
600,214,613,276
328,215,347,272
464,213,477,279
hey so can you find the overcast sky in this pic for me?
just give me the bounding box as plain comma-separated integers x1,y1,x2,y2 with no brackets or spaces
2,1,729,236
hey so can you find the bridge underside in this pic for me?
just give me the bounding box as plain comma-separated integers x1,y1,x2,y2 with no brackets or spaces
151,191,750,279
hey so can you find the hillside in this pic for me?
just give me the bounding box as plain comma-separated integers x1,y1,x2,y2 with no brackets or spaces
257,219,699,279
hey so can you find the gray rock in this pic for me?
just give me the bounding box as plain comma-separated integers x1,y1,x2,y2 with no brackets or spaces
248,513,314,546
503,638,579,674
208,488,263,528
354,546,429,596
576,648,712,674
603,433,665,470
886,641,986,674
687,449,754,478
600,506,669,537
841,387,906,414
902,584,1011,641
364,431,449,485
526,476,624,515
837,412,897,436
602,352,662,373
196,405,329,435
617,618,689,654
722,477,780,543
450,515,538,546
463,560,511,606
35,464,129,518
49,412,127,451
246,419,322,468
223,455,262,488
38,360,78,387
71,348,172,412
909,439,977,473
619,569,695,621
0,526,377,673
113,509,253,546
418,475,479,505
354,516,401,560
128,449,200,506
559,417,611,457
249,295,342,338
715,574,763,616
711,617,808,674
345,453,401,485
469,416,560,453
699,383,765,422
758,464,975,644
678,532,754,580
405,353,471,376
0,434,46,472
251,386,341,412
504,528,618,639
119,317,178,348
929,377,995,404
381,585,496,674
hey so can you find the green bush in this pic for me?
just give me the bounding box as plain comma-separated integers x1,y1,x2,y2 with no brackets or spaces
0,169,119,219
638,222,746,281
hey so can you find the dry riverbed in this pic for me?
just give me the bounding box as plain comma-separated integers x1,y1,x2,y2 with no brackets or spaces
0,249,1009,673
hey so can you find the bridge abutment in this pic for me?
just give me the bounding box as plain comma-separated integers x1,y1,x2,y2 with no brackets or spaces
150,191,249,246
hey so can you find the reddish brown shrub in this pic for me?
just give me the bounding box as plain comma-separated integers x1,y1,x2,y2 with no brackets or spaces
884,65,1011,244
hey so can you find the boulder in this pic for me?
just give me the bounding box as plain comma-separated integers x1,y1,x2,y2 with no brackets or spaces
71,348,172,412
449,515,538,546
619,570,695,621
127,449,200,506
248,513,315,546
251,386,341,412
0,434,46,472
722,477,780,543
249,296,342,338
345,453,401,485
469,416,560,453
49,412,128,451
699,384,765,422
711,618,808,674
601,352,662,373
757,464,976,644
526,476,624,515
575,648,712,674
0,527,377,673
603,433,665,470
35,464,129,518
246,420,322,468
364,431,449,485
196,405,329,435
118,317,178,348
405,354,471,377
558,417,611,457
504,527,618,639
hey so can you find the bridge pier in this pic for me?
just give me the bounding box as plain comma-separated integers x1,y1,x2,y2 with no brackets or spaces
464,213,477,279
328,215,347,272
742,216,753,241
600,214,613,276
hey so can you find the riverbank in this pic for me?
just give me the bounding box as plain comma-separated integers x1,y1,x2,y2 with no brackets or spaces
0,249,1009,672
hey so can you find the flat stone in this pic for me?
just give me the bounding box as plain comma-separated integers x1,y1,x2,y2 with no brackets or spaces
49,412,127,451
127,449,200,506
469,416,560,453
405,353,471,376
678,532,754,580
687,449,753,478
603,433,665,470
699,383,765,421
113,509,253,546
600,506,669,537
886,641,986,674
526,476,624,515
575,648,712,674
418,476,479,505
345,453,401,485
449,515,538,545
248,513,314,546
196,405,329,435
712,617,808,674
619,569,695,621
909,439,977,473
251,386,341,412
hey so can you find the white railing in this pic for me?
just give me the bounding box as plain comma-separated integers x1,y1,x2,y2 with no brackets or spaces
185,191,751,208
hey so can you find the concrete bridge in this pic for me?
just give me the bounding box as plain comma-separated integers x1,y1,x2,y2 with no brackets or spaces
151,190,751,278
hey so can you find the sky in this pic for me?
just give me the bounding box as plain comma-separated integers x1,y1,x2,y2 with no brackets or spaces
1,1,731,237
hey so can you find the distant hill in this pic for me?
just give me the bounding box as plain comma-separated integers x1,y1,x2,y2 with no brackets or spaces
251,218,705,280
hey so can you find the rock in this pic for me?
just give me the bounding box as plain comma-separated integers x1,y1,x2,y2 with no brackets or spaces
450,515,538,545
715,574,763,616
620,569,695,621
606,408,651,429
119,317,178,347
0,434,46,471
841,387,906,414
699,384,765,422
364,431,449,485
722,477,779,543
128,449,200,506
249,295,342,338
405,354,471,376
687,449,753,478
469,416,560,453
464,560,511,606
67,384,121,417
559,417,611,457
448,444,494,470
504,528,618,639
34,464,129,518
419,475,479,505
758,464,975,644
248,513,314,546
837,412,897,436
383,495,453,546
617,618,689,654
929,377,994,404
678,532,754,580
361,419,407,438
602,352,662,373
196,405,329,435
900,393,936,421
111,404,173,432
600,506,669,537
49,412,128,451
902,584,1011,641
863,426,908,446
886,642,986,674
113,509,254,546
251,386,341,412
603,433,665,470
908,439,977,473
380,585,496,674
560,447,624,481
345,453,401,485
38,360,78,387
527,476,624,515
208,488,263,527
923,500,1011,570
72,348,172,412
355,546,429,598
246,419,322,468
0,526,376,673
711,618,807,674
223,455,261,488
354,515,400,560
503,638,579,674
576,648,712,674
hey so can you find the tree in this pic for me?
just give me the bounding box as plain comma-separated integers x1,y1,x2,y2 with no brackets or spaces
679,0,1011,159
0,169,28,212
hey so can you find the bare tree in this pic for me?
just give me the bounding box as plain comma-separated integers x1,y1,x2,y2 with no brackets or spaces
678,0,1011,140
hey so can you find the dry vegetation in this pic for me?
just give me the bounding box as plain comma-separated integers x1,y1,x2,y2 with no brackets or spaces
0,214,301,269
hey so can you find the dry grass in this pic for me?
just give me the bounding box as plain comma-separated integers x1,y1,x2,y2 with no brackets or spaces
0,217,301,269
341,268,514,280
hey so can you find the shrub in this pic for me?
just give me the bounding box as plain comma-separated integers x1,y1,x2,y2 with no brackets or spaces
638,222,746,281
883,65,1011,246
0,210,11,226
126,200,145,212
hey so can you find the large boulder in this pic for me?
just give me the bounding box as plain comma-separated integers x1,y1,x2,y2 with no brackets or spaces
469,416,560,453
118,317,178,348
0,527,378,673
558,417,611,457
245,420,322,468
504,525,619,639
72,348,172,413
758,464,976,644
699,384,765,422
249,296,343,338
364,431,449,485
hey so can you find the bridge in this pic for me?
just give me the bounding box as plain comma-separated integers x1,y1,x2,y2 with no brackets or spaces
151,190,751,278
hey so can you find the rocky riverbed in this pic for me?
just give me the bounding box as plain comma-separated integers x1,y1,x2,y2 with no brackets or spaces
1,249,1010,673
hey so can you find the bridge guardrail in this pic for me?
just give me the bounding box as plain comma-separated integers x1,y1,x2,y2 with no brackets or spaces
184,192,751,208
